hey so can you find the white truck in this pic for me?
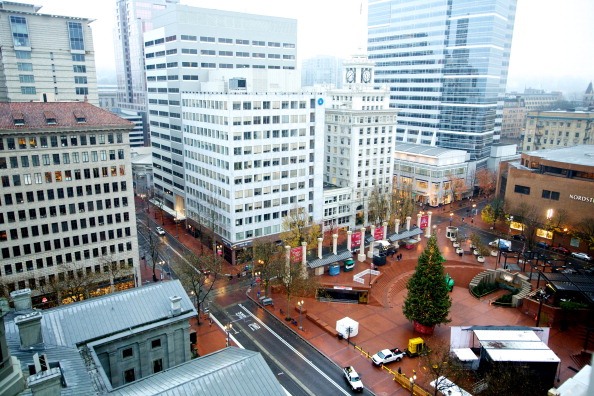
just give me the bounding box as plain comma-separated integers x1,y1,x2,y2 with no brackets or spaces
371,347,405,366
342,366,364,392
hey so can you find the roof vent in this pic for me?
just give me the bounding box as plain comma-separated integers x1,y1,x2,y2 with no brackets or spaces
14,311,43,348
10,288,32,311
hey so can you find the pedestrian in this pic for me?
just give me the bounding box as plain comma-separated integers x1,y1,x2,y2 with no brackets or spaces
398,367,402,375
462,217,465,223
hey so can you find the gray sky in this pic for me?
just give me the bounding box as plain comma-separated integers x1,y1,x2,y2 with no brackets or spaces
16,0,594,96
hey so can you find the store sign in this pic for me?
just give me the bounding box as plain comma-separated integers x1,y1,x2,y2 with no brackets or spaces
352,232,361,247
569,194,594,203
374,227,384,240
290,246,302,262
420,215,429,229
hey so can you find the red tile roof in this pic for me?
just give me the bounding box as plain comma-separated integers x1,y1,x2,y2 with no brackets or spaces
0,102,134,130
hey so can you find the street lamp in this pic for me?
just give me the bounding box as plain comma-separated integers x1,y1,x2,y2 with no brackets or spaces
225,323,233,347
449,212,453,226
409,370,417,395
472,203,476,217
535,289,548,327
297,300,304,330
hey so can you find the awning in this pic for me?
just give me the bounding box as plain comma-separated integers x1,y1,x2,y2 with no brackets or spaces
387,226,423,243
149,199,186,220
307,250,353,269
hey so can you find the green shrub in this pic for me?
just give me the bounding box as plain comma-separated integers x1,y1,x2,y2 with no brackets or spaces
559,301,588,310
471,279,498,297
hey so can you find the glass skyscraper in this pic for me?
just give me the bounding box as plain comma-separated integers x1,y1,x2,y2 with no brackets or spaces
368,0,517,162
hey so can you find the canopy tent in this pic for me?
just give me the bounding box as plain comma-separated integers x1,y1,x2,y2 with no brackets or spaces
336,317,359,338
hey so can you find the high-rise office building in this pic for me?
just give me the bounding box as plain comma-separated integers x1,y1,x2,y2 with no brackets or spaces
368,0,517,163
114,0,179,112
0,102,140,304
181,71,324,262
301,56,344,89
144,4,297,213
0,1,97,104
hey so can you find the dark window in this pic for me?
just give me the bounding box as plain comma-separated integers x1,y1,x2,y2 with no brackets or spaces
551,191,560,200
514,185,530,195
123,368,135,384
151,339,161,349
122,348,133,359
153,359,163,373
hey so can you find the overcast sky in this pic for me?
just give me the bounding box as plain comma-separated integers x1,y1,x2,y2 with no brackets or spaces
15,0,594,96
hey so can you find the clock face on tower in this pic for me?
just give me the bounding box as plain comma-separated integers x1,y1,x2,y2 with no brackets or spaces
362,69,372,83
346,69,355,83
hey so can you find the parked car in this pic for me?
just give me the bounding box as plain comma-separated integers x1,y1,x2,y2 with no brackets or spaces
488,239,511,251
371,347,405,366
550,246,570,255
343,366,364,392
155,226,166,235
535,241,550,249
571,252,592,261
512,234,526,241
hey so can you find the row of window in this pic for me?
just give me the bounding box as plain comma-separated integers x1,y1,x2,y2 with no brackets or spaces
513,185,561,201
2,258,134,292
0,180,127,205
146,62,292,70
0,150,125,168
145,35,294,48
0,133,123,150
0,224,133,260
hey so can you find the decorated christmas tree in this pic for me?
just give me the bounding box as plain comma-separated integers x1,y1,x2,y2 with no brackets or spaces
403,235,452,331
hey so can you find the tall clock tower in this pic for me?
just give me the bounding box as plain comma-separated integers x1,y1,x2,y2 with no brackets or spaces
343,54,374,87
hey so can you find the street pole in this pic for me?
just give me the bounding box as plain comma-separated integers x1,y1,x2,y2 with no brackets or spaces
409,370,417,395
535,289,546,326
449,212,453,226
225,323,232,347
297,300,304,330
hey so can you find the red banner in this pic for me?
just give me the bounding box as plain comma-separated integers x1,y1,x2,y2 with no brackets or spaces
420,215,429,229
352,232,361,247
290,246,302,262
374,227,384,240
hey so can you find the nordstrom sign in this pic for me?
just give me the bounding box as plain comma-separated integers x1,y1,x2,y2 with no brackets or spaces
569,194,594,203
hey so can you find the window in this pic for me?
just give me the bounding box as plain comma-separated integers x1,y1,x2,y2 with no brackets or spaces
68,22,84,50
76,87,88,95
153,359,163,374
21,86,36,94
15,50,31,59
19,74,34,83
74,76,87,84
122,348,133,359
151,339,161,349
514,185,530,195
73,65,86,73
124,368,135,384
17,62,32,71
72,53,85,62
10,16,30,47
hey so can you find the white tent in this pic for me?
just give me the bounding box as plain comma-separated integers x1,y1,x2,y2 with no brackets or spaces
336,317,359,338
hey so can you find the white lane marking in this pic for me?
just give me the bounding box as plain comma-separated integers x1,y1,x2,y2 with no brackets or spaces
239,304,350,396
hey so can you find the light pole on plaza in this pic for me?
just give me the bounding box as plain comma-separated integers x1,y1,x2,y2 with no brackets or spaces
449,212,453,226
225,323,233,347
297,300,304,330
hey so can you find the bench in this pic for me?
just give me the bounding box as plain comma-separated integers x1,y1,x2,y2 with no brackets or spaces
306,312,338,337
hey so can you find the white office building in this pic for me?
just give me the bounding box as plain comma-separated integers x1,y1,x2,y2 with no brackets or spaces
181,71,324,261
0,1,97,104
144,4,297,214
0,102,140,305
323,54,398,228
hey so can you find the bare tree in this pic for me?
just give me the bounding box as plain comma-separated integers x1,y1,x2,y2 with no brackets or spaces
420,342,468,396
252,239,286,297
368,185,391,225
38,261,101,305
391,181,415,225
574,217,594,251
170,250,223,325
509,202,543,250
276,259,319,321
153,189,166,226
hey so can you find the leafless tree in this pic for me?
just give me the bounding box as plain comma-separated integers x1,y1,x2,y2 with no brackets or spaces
420,341,469,396
252,239,287,297
368,184,391,225
475,168,497,198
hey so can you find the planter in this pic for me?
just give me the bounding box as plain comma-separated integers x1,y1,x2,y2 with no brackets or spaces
413,321,435,335
453,242,460,248
490,250,498,257
455,247,464,254
477,256,485,263
473,249,479,256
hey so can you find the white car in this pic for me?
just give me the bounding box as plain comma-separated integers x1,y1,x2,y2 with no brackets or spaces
571,252,592,261
343,366,364,392
155,226,166,235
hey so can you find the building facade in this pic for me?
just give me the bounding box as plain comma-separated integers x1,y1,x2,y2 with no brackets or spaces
392,144,470,207
367,0,517,163
501,96,527,141
114,0,179,113
498,146,594,246
521,110,594,152
323,54,398,227
145,5,297,214
0,1,98,104
301,55,344,89
181,75,324,260
0,102,140,305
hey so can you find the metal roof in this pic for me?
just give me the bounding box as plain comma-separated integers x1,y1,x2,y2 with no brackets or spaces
110,348,285,396
538,271,594,304
394,143,466,157
387,227,423,243
523,145,594,167
307,250,353,269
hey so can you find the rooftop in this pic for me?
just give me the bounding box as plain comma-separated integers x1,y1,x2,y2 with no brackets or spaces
523,145,594,167
394,143,467,158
